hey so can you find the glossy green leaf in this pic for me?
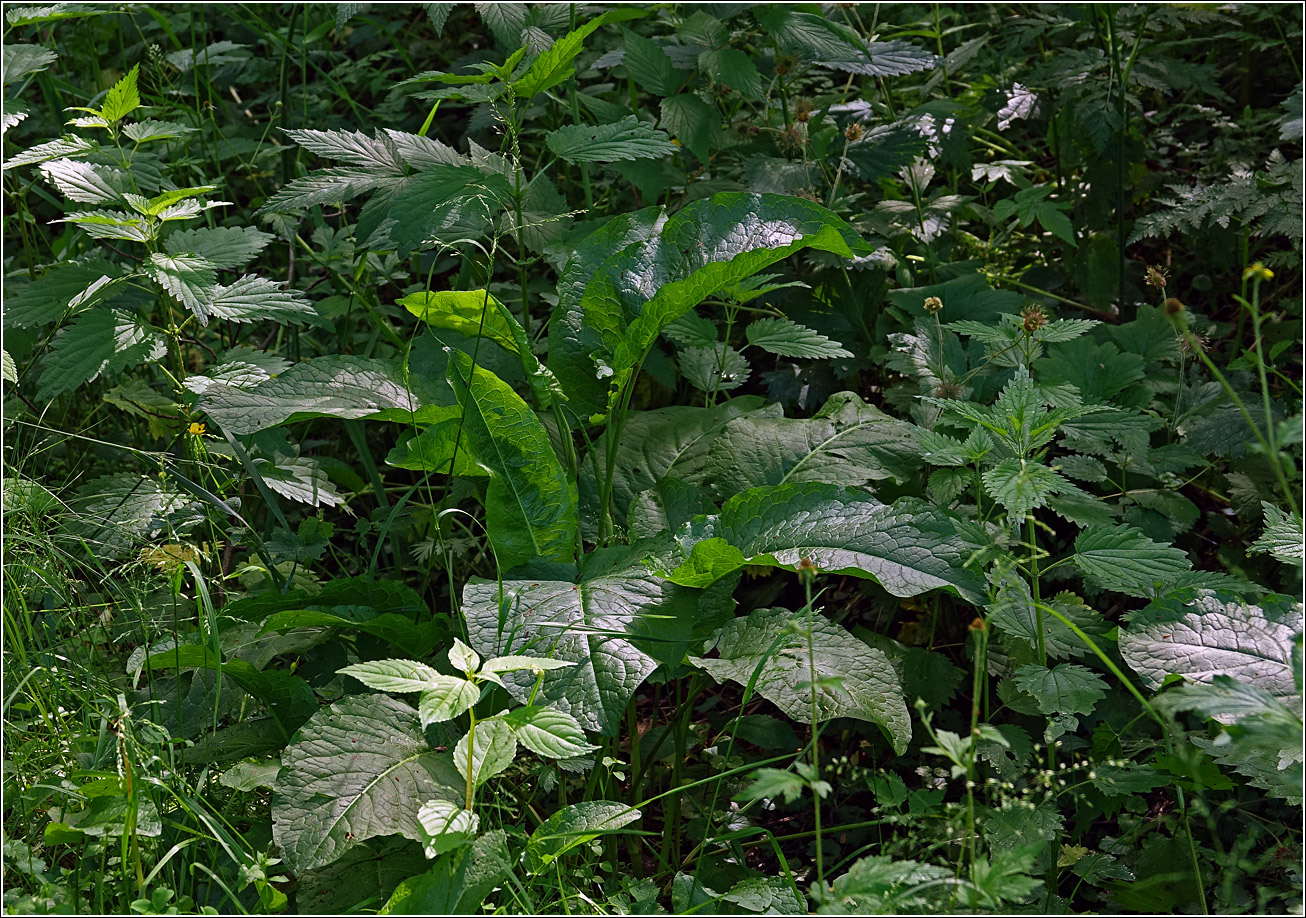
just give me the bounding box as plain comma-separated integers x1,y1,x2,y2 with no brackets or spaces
691,606,911,754
447,349,577,570
272,694,463,874
666,483,986,603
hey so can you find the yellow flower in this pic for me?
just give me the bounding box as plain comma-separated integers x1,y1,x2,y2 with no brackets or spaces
188,422,206,436
1243,262,1274,282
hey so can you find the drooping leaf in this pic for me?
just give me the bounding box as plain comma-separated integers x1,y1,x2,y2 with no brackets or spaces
576,193,869,420
200,356,428,435
272,693,463,874
666,483,986,603
1119,589,1303,711
703,391,922,500
545,115,677,163
500,705,597,759
621,29,678,96
525,802,641,872
691,606,912,754
38,309,166,401
446,349,577,570
38,158,123,204
678,344,750,393
1072,524,1192,597
164,225,273,270
1249,502,1305,568
744,316,853,359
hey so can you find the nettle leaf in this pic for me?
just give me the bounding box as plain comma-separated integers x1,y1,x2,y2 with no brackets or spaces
744,317,852,359
281,128,407,174
1013,664,1108,716
66,473,199,558
622,29,678,96
1119,589,1303,711
826,855,952,914
272,694,463,875
201,356,424,435
256,167,397,213
39,158,123,204
500,706,597,759
987,570,1106,662
2,43,58,84
705,391,922,500
384,165,512,256
692,606,911,754
525,802,641,873
513,12,610,98
475,1,528,46
577,193,868,421
380,830,512,915
208,275,323,326
679,344,750,393
659,93,716,163
545,115,676,164
3,257,122,328
982,458,1067,526
3,134,96,170
164,225,273,270
1072,524,1192,597
98,62,140,122
145,253,217,324
38,309,165,401
454,717,515,789
447,350,577,571
1250,502,1304,568
667,483,986,603
256,455,344,508
121,119,195,143
462,558,717,735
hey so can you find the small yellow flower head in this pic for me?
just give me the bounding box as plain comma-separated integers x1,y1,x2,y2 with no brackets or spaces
1145,265,1168,290
923,296,944,314
1243,262,1274,282
188,422,206,436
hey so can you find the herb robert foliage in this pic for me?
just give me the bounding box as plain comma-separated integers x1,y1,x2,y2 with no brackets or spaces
2,3,1301,915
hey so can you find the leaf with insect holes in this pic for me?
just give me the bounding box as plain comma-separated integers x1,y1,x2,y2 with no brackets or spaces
545,116,677,164
745,317,852,359
272,694,463,875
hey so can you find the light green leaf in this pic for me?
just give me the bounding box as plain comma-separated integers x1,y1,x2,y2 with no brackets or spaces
1072,524,1192,597
500,706,596,759
447,350,577,570
826,855,953,914
545,114,676,164
691,606,911,754
2,134,95,170
1120,588,1303,709
385,409,487,478
378,831,511,915
65,472,199,559
121,119,195,143
200,356,428,435
145,252,217,324
666,483,986,603
38,158,123,204
339,659,448,694
744,316,852,358
38,309,165,401
272,694,463,874
100,63,140,123
525,802,641,872
1012,663,1108,715
448,638,480,675
513,12,610,98
453,717,516,789
704,391,921,500
2,43,57,84
415,800,479,858
2,349,16,384
1250,502,1304,568
480,655,574,676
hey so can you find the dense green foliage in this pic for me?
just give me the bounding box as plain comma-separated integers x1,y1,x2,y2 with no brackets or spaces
3,3,1302,914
